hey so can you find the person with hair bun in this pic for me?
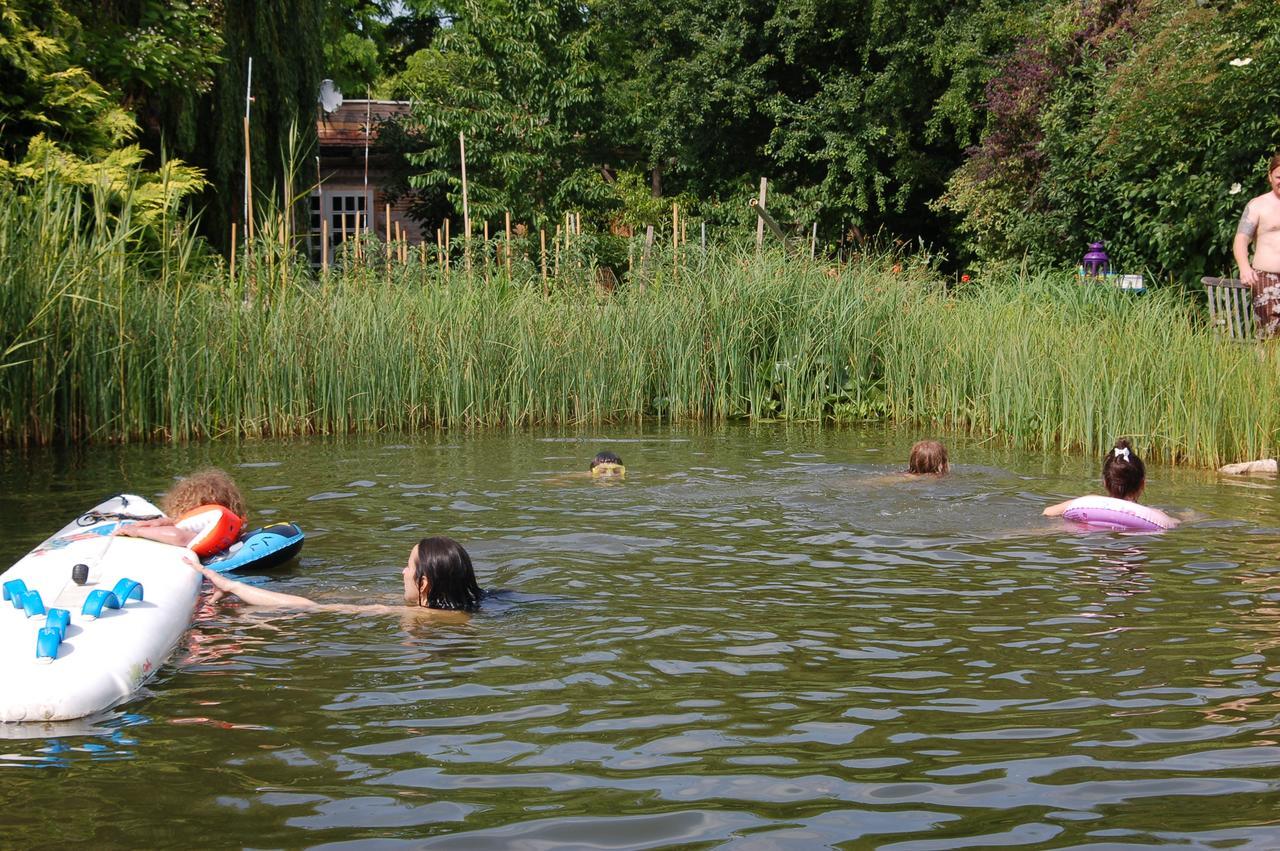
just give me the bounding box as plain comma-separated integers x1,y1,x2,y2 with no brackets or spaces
1043,439,1179,527
197,535,483,617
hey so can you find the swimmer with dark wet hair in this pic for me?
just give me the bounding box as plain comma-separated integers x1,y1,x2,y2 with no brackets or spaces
590,450,626,478
198,535,482,617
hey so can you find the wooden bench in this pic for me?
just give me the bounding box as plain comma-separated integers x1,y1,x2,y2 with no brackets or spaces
1202,277,1256,340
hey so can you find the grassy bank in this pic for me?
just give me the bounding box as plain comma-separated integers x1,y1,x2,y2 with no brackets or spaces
1,181,1276,466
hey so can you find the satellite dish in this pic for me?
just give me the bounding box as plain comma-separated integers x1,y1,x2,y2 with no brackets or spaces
318,79,344,114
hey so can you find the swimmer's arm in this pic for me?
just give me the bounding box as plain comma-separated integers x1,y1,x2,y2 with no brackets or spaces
309,603,471,622
112,522,197,547
1235,204,1259,285
1219,458,1278,475
129,517,174,528
200,566,317,608
1042,499,1073,517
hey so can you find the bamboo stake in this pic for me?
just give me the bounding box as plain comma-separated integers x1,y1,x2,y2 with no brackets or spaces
436,227,443,272
320,217,328,274
229,222,237,281
444,218,451,272
673,203,679,282
272,213,282,293
385,202,392,261
244,120,254,245
553,224,561,278
459,132,471,271
504,211,512,277
755,177,768,251
810,221,818,259
540,228,548,293
483,221,490,274
243,114,255,301
281,185,289,255
243,57,254,253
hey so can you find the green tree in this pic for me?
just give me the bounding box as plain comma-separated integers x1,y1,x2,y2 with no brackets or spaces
193,0,326,249
0,0,134,162
0,0,204,222
593,0,1036,246
61,0,224,156
943,0,1280,281
387,0,607,228
322,0,440,97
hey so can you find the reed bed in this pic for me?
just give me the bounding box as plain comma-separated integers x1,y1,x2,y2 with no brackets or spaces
1,180,1276,467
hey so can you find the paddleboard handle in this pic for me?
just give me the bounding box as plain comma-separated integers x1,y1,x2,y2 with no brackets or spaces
46,608,70,639
111,578,143,605
81,590,121,620
36,627,61,663
3,578,28,606
21,590,45,618
72,563,89,585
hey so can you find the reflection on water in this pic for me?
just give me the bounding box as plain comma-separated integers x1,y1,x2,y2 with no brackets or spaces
2,426,1280,847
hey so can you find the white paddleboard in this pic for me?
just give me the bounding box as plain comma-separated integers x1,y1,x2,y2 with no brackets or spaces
0,494,201,723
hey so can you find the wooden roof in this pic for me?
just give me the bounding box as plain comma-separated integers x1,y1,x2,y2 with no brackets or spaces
316,100,410,147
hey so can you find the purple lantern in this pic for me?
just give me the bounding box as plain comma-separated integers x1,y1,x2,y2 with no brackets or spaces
1082,242,1110,278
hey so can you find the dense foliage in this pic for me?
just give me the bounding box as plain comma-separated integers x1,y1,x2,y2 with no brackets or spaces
940,0,1280,278
3,0,1280,277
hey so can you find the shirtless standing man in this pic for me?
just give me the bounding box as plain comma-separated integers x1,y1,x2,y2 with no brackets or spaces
1234,152,1280,338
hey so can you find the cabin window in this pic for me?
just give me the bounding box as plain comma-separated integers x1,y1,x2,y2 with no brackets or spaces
310,192,368,267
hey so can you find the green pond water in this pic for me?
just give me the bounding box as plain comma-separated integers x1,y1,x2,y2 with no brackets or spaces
2,425,1280,848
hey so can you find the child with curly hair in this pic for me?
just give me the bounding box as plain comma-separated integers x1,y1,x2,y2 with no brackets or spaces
113,468,247,556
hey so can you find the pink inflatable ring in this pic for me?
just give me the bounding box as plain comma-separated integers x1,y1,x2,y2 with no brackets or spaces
1060,495,1176,532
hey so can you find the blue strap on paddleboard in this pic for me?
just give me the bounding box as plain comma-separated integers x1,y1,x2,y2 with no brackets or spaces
21,590,45,618
3,578,28,607
110,578,143,605
45,608,70,639
36,627,62,663
81,589,121,620
81,577,143,619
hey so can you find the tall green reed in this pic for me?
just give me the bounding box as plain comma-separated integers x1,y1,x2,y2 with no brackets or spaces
1,176,1276,468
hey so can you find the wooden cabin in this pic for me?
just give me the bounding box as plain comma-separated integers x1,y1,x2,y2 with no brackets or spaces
312,99,422,267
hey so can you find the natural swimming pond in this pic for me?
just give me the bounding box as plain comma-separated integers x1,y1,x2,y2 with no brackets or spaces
2,426,1279,847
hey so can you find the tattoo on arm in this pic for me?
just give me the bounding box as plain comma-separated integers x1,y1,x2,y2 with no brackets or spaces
1238,205,1258,238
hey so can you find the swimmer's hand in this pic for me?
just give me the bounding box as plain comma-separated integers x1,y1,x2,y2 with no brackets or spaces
1042,499,1072,517
199,565,236,604
111,517,172,535
198,565,317,609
